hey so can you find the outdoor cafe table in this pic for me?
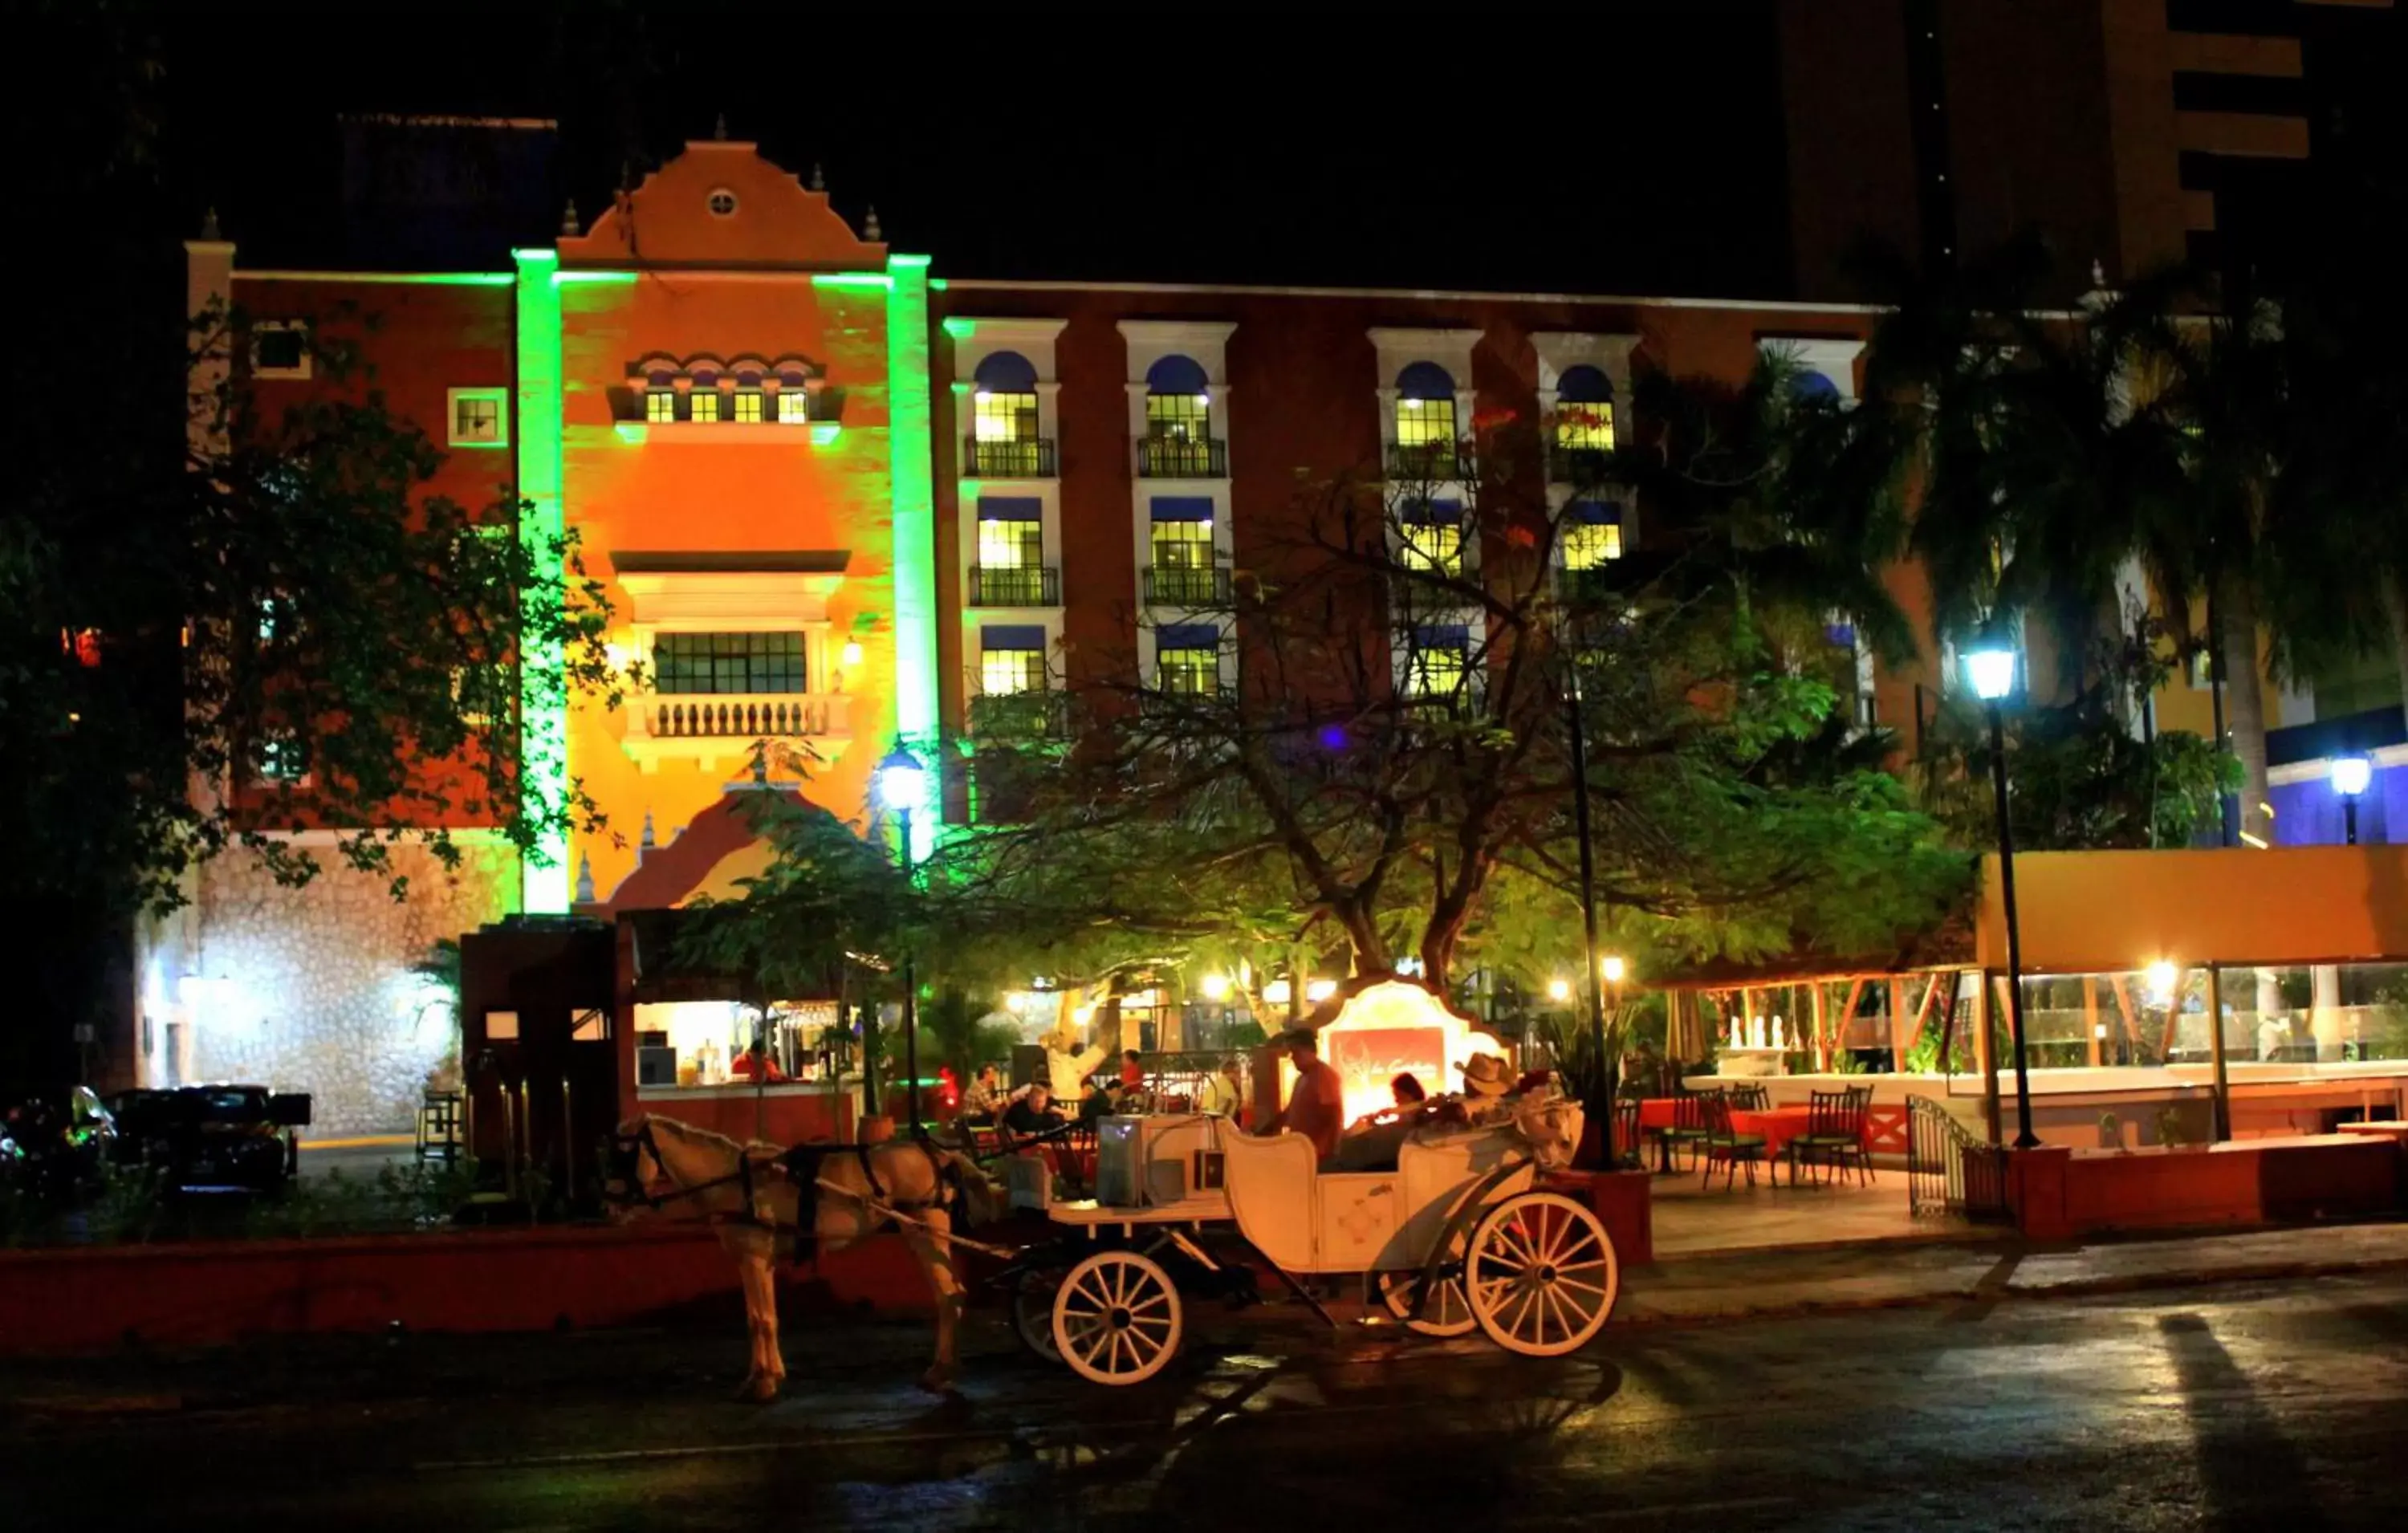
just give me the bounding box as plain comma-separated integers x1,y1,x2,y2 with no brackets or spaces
1641,1099,1863,1178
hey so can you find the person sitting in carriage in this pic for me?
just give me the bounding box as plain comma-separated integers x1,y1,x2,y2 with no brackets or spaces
1332,1072,1434,1172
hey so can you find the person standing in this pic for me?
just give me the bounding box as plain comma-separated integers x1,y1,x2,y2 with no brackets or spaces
1266,1028,1344,1163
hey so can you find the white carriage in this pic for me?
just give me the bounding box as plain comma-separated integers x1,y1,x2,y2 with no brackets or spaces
1007,1110,1620,1386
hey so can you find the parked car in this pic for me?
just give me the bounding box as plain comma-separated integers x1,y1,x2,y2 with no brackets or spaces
104,1085,310,1192
0,1087,117,1202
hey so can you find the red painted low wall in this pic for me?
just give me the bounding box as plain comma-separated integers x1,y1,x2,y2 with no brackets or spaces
2009,1133,2402,1242
0,1222,936,1356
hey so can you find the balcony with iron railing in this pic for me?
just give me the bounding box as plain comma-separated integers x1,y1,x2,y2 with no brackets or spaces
1135,437,1228,478
967,689,1073,742
964,436,1056,478
1548,442,1614,485
620,690,852,771
968,564,1062,608
1143,564,1232,606
1385,441,1476,482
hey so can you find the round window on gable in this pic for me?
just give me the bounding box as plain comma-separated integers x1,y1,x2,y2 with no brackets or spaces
707,188,738,218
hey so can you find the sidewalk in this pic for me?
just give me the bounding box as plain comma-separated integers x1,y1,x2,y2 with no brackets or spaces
1618,1217,2408,1324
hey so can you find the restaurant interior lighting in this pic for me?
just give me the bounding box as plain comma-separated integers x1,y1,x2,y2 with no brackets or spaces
2146,960,2179,1002
1263,979,1292,1006
1305,979,1338,1002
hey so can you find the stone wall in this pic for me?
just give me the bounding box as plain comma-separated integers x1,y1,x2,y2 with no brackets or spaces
144,840,519,1137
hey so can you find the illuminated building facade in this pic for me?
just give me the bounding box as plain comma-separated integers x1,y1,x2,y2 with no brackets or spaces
155,136,1930,1131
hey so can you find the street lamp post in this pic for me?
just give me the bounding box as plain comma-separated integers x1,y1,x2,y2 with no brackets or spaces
877,741,928,1138
1965,645,2040,1149
2333,756,2372,846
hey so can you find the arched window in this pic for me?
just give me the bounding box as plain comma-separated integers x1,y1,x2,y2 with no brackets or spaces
1788,370,1841,405
1393,362,1459,475
970,352,1045,476
1141,354,1218,475
1555,365,1615,449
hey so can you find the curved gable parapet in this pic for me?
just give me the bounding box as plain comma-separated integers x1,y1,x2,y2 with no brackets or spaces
559,141,888,272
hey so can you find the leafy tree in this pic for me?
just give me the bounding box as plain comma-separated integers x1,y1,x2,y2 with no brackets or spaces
940,363,1967,996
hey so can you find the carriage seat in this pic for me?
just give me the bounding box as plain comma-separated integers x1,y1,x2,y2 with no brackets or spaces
1221,1128,1407,1273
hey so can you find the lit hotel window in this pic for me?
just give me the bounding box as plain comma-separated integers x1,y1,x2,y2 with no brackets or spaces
690,390,722,424
646,390,677,423
1563,503,1624,567
1397,502,1466,579
1406,629,1470,699
982,643,1045,696
734,390,763,424
778,389,811,424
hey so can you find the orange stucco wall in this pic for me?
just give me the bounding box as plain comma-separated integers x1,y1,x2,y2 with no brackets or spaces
558,273,896,905
1975,848,2408,973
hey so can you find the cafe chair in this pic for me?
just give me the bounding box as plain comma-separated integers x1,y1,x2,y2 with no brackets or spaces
1613,1096,1643,1167
1698,1092,1767,1189
1658,1088,1713,1173
1728,1083,1771,1112
1787,1086,1873,1187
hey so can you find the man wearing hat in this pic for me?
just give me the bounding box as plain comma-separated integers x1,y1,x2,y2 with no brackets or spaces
1458,1052,1516,1123
1264,1027,1344,1163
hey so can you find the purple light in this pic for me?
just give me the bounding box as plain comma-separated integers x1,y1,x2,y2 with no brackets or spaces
1318,726,1346,750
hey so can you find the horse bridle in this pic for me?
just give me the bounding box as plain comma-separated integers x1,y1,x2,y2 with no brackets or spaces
603,1120,673,1210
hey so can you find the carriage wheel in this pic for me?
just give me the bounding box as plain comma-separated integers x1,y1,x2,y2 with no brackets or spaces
1373,1227,1476,1338
1051,1250,1183,1386
1465,1191,1618,1358
1011,1267,1066,1363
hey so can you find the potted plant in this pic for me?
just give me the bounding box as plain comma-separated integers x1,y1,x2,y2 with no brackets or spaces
1535,1006,1653,1266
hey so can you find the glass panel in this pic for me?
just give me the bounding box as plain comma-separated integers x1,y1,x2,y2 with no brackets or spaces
647,390,677,422
974,392,1039,443
777,390,810,424
982,647,1045,695
454,394,501,441
1150,518,1212,569
1145,392,1210,444
733,391,763,424
1395,396,1456,448
978,518,1042,570
1562,519,1622,570
1397,522,1463,575
652,632,807,695
1407,644,1466,698
690,391,722,423
1555,400,1615,449
1158,646,1218,695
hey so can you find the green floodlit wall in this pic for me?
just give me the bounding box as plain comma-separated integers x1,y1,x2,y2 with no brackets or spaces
886,255,941,860
512,249,571,913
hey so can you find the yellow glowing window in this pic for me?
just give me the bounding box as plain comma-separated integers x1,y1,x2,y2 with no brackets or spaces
690,391,722,423
1395,396,1457,448
1406,642,1467,698
1556,401,1615,449
734,391,763,424
646,390,677,423
982,646,1045,695
1145,392,1209,444
777,389,810,424
978,517,1042,571
974,392,1039,442
1398,518,1464,576
1150,518,1211,569
1157,646,1218,695
1563,517,1623,569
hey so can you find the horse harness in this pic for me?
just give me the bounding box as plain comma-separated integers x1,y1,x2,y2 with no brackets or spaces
608,1123,962,1265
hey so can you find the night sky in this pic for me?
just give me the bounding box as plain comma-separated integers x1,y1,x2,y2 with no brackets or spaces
153,2,1792,297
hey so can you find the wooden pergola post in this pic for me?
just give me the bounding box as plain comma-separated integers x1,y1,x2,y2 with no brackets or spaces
2084,976,2102,1067
1810,984,1829,1071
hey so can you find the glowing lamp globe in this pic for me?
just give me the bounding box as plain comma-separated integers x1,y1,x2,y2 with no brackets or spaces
2145,960,2179,1002
2333,756,2373,799
1199,973,1231,1002
1963,646,2018,702
876,742,926,815
1601,955,1628,986
1546,978,1572,1003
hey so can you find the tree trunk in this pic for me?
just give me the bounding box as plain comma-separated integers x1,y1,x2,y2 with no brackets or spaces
2218,571,2272,847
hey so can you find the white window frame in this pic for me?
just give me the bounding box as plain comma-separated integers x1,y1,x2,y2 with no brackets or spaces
446,387,510,448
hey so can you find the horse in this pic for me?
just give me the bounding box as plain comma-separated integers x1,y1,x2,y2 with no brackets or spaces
604,1115,1005,1402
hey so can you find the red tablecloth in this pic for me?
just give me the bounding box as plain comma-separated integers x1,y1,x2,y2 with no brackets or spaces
1729,1106,1816,1159
1640,1098,1681,1129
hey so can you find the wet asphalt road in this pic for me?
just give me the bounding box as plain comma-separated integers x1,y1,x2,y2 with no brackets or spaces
5,1272,2406,1531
